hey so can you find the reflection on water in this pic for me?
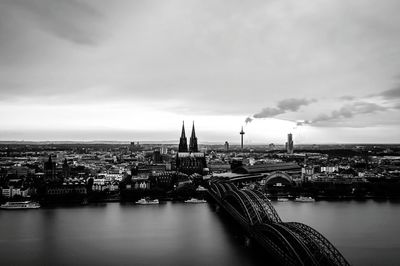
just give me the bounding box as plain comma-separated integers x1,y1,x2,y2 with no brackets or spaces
0,202,265,266
0,200,399,266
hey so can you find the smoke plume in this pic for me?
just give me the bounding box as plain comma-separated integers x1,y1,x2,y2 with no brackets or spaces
245,98,316,123
313,102,386,123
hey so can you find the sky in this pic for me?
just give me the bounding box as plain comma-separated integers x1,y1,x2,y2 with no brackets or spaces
0,0,400,144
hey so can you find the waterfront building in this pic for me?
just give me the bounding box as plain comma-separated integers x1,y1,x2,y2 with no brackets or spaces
151,171,176,189
92,179,119,192
46,184,87,196
1,186,29,198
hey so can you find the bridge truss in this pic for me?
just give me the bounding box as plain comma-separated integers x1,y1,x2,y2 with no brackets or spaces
209,181,350,266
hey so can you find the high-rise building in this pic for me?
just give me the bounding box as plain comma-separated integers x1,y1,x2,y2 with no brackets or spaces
224,141,229,151
189,121,198,152
178,121,188,152
286,133,294,154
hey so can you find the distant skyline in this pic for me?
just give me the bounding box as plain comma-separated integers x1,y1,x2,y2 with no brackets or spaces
1,0,399,144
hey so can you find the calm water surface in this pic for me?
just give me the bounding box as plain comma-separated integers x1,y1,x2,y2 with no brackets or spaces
0,200,399,266
274,200,400,266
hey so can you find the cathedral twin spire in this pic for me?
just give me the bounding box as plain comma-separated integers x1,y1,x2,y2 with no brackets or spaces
178,121,198,152
189,122,198,152
178,121,188,152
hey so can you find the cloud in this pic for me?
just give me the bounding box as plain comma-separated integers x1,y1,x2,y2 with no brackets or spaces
277,98,316,112
1,0,104,46
339,95,355,101
313,102,387,123
253,107,284,118
378,86,400,99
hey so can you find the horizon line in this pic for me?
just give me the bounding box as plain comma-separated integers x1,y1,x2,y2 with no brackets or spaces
0,140,399,146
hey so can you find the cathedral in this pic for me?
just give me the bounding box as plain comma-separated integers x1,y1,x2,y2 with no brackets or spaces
176,121,207,175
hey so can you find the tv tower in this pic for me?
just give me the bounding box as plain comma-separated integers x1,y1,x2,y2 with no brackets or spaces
240,126,245,150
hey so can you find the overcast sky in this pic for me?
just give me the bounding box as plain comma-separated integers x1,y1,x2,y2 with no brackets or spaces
0,0,399,144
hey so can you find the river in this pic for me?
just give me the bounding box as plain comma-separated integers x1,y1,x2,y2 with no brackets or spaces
0,200,399,265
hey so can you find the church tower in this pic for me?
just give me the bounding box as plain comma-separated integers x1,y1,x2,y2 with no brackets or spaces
176,121,207,175
189,121,198,152
178,121,188,152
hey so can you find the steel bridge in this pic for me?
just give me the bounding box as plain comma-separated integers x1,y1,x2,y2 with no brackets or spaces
209,181,350,266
